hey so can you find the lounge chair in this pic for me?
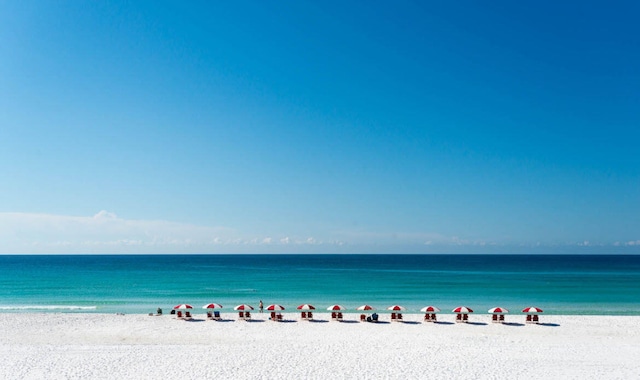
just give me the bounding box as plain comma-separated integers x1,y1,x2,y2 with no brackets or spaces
207,311,213,320
492,314,498,323
245,312,251,320
308,312,313,320
431,313,437,322
301,312,307,320
337,312,343,321
462,314,468,322
397,313,403,322
455,314,462,323
499,315,505,323
526,315,532,324
360,314,366,322
391,313,397,322
270,312,277,321
424,313,430,322
532,315,539,324
213,311,221,320
277,313,283,321
177,311,183,319
239,311,245,319
185,311,193,320
331,312,337,321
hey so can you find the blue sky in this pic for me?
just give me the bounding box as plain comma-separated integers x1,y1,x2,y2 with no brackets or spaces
1,1,638,253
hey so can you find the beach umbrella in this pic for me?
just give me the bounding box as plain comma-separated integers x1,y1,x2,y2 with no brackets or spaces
356,305,375,311
234,304,254,311
202,303,223,309
326,305,345,311
296,304,315,310
452,306,473,313
173,304,193,310
266,304,285,311
488,307,509,314
420,306,441,313
387,305,406,311
522,306,543,313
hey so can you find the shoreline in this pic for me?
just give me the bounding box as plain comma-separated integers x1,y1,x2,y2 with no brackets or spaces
2,314,639,378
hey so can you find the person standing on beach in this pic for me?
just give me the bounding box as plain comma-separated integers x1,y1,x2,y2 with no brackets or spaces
259,300,263,313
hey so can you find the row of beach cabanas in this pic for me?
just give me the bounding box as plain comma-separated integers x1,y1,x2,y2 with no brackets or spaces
171,303,545,324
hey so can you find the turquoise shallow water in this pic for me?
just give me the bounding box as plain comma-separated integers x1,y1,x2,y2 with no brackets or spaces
0,254,639,315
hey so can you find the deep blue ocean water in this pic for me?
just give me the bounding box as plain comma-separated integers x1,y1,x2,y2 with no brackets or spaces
1,254,639,315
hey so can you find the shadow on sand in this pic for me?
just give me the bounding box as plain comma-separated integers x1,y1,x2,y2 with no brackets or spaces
502,322,525,327
538,323,561,327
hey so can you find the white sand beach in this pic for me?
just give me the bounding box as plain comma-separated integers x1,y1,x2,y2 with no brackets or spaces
1,313,638,379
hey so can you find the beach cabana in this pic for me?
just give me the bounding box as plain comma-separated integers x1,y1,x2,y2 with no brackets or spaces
522,306,543,324
488,307,509,323
452,306,473,323
387,305,406,322
266,304,285,321
173,304,193,320
327,305,345,321
420,306,440,322
202,303,223,320
297,304,315,320
234,304,254,321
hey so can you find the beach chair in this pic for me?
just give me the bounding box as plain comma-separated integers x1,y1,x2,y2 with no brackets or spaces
301,312,307,320
277,313,283,321
372,313,379,322
397,313,403,322
360,314,366,322
270,312,277,321
526,315,532,324
424,313,430,322
245,312,251,320
213,311,221,320
492,314,498,323
431,313,437,322
462,314,469,323
331,312,337,321
177,311,183,319
533,315,539,324
239,311,245,320
391,313,397,322
499,315,505,323
337,312,343,321
308,312,313,320
207,311,213,320
185,311,192,320
455,314,462,323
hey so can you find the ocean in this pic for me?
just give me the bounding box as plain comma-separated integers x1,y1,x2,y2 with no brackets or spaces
0,254,638,315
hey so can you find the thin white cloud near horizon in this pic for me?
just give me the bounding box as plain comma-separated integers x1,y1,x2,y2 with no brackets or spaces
0,211,637,254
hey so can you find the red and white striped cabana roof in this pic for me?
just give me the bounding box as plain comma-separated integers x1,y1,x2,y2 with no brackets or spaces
234,304,254,311
266,304,285,311
452,306,473,313
522,306,543,313
296,304,315,310
202,303,223,309
387,305,406,311
420,306,441,313
356,305,375,311
488,307,509,314
326,304,345,311
173,304,193,310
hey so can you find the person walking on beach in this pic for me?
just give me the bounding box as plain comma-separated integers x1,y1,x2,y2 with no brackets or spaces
259,300,264,313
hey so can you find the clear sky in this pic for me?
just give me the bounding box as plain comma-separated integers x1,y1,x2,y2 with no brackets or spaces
1,0,638,254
